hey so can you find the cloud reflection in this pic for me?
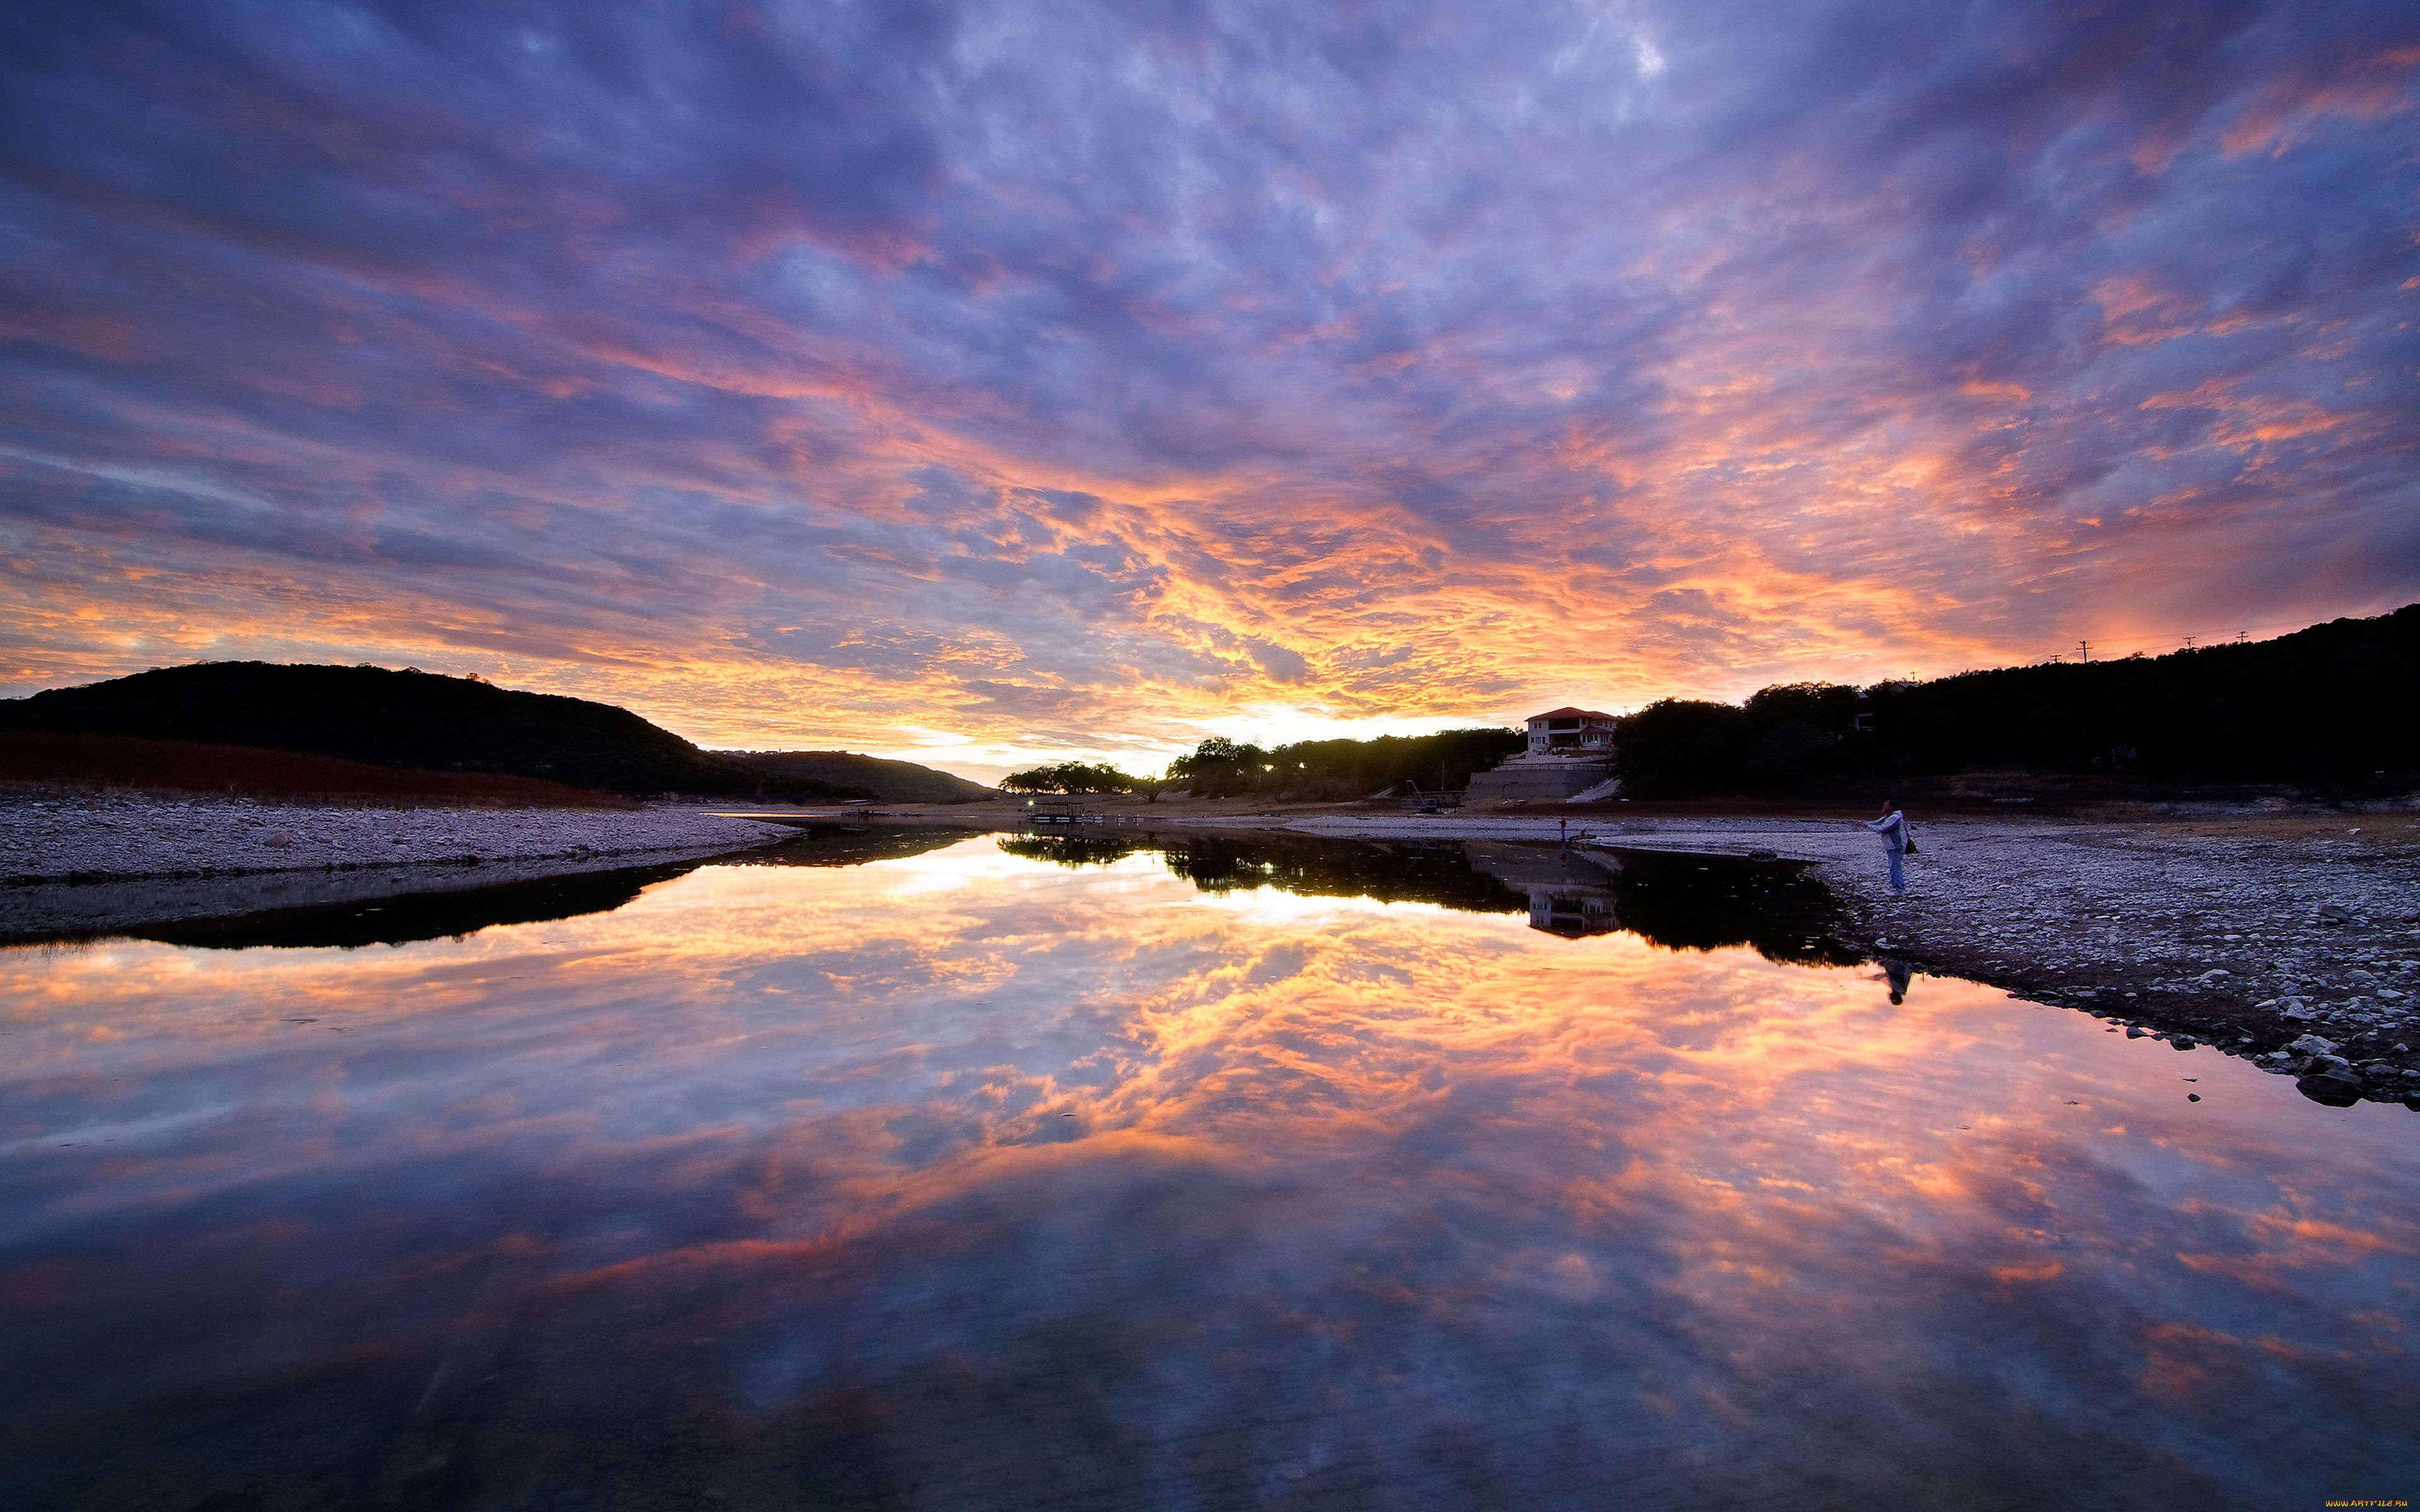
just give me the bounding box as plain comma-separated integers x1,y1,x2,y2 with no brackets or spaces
2,839,2416,1503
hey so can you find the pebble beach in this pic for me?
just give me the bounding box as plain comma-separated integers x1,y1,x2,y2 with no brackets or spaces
0,792,797,941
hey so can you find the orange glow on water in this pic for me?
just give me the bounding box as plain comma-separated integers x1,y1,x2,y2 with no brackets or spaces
4,838,2415,1501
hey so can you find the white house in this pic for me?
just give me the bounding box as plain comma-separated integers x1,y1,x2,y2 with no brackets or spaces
1524,707,1618,757
1463,705,1622,803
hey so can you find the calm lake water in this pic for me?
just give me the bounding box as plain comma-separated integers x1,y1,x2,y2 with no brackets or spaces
3,830,2414,1510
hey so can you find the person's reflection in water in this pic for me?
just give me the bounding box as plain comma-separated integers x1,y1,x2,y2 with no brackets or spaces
1878,957,1913,1004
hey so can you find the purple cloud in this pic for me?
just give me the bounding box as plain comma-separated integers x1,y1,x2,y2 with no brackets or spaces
1,0,2414,757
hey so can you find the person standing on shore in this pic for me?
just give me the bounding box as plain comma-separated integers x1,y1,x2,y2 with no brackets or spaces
1864,798,1913,896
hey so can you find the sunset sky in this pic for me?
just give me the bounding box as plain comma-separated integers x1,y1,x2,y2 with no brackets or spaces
3,1,2415,779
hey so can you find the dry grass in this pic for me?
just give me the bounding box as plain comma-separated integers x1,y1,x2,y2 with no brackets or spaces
0,733,633,808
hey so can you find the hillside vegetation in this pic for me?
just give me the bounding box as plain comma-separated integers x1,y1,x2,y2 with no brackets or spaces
723,750,998,804
0,663,873,801
1615,604,2419,799
0,731,631,806
1170,729,1526,799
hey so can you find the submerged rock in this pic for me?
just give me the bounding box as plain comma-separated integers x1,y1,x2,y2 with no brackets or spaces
2296,1070,2364,1108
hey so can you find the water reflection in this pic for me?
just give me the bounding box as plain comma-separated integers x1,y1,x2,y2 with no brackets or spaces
1465,839,1622,936
99,826,1845,960
1882,955,1915,1004
1,835,2414,1509
999,830,1856,963
125,825,973,951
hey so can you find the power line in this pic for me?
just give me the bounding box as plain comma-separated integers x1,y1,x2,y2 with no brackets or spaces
2033,614,2334,664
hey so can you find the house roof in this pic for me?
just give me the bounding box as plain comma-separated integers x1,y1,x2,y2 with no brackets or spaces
1526,706,1616,722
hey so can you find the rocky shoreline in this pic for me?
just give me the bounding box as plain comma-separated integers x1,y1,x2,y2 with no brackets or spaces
0,792,797,941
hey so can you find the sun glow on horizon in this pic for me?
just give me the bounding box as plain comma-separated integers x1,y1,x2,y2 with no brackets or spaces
0,3,2411,750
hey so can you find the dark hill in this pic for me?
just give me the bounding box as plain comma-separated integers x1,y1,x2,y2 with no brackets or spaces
1613,603,2420,798
723,750,1000,804
0,663,872,801
1869,605,2419,784
0,731,631,806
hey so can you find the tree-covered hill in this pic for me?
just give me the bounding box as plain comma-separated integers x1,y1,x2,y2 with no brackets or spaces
1614,604,2419,798
722,750,1000,804
0,662,872,801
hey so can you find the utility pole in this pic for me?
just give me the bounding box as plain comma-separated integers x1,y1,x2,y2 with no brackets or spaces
2181,634,2194,650
2076,639,2091,663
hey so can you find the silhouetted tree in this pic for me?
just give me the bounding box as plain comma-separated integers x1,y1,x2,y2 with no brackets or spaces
1166,737,1269,796
1000,761,1137,794
1165,729,1523,798
1613,699,1754,797
1738,682,1874,790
